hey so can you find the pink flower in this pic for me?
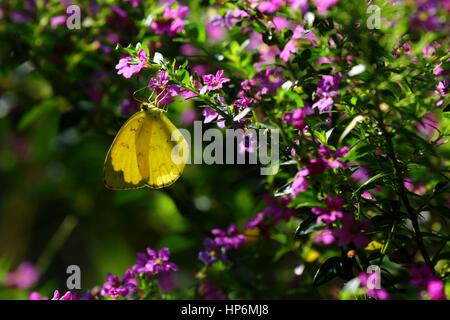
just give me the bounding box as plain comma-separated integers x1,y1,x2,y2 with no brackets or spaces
151,4,189,37
280,26,318,62
115,49,147,79
291,168,310,197
5,262,40,290
314,228,335,245
311,196,345,224
51,15,66,29
313,0,339,15
427,279,446,300
202,69,230,91
359,272,389,300
149,70,180,106
333,214,371,248
416,112,438,140
52,290,79,300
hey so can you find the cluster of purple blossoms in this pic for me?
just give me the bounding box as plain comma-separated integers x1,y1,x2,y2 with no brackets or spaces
244,195,295,230
291,144,348,198
312,196,371,249
283,108,308,132
133,247,178,275
311,196,344,224
198,225,247,266
101,247,178,300
410,265,446,300
312,74,341,113
101,272,137,300
149,70,181,106
150,2,189,37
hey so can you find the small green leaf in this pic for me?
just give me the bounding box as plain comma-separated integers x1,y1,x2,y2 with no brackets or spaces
313,257,342,287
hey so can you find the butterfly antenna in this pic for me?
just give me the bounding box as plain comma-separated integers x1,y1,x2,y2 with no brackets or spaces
132,86,149,104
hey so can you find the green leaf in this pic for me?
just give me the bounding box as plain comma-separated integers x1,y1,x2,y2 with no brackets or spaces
313,256,342,288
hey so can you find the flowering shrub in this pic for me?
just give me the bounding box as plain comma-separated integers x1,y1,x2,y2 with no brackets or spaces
0,0,449,300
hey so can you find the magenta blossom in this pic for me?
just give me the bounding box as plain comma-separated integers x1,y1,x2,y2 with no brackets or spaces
133,247,178,276
211,225,247,250
245,195,295,229
427,279,446,300
202,69,230,91
5,262,40,290
314,228,335,245
202,108,225,127
52,290,79,300
291,168,310,198
116,49,147,79
313,0,339,15
101,271,137,300
312,74,341,113
149,70,180,106
333,214,371,248
280,26,318,62
311,196,345,224
317,144,349,169
359,272,389,300
151,3,189,37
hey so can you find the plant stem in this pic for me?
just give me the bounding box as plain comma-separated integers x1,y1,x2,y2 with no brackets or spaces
375,108,432,267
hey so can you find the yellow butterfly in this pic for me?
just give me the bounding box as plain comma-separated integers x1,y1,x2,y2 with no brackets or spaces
104,103,189,189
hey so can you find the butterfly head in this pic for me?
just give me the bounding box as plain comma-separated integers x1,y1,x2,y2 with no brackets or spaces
140,102,163,112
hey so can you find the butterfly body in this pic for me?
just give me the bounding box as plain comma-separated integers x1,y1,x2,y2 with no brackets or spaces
104,104,188,189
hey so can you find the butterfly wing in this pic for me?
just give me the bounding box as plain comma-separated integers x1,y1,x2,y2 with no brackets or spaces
104,111,147,189
144,110,189,189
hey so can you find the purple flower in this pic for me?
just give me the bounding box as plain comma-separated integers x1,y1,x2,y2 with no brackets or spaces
283,108,306,129
317,144,348,169
234,96,254,109
211,225,247,250
198,238,228,266
333,214,371,249
359,272,389,300
52,290,79,300
51,15,66,29
427,279,446,300
291,168,309,197
416,112,438,140
202,70,230,91
314,228,335,245
149,70,180,105
202,108,225,127
133,247,178,276
351,167,370,183
312,74,341,113
5,262,40,290
280,26,318,62
245,195,295,229
28,292,47,300
410,265,435,287
101,272,137,300
313,0,339,15
116,49,147,79
151,3,189,37
257,0,284,14
311,196,345,224
199,280,226,300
